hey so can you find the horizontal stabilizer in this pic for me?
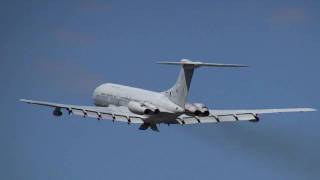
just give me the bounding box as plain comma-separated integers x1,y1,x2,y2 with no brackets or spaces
157,59,248,68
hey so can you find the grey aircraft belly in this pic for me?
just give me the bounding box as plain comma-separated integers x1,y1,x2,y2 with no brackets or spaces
20,59,316,132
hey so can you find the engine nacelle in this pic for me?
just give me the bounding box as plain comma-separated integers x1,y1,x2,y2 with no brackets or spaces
144,102,160,114
193,103,209,116
128,101,159,115
185,103,200,115
185,103,210,116
53,107,63,116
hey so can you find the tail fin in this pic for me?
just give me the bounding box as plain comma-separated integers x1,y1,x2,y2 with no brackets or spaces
158,59,248,107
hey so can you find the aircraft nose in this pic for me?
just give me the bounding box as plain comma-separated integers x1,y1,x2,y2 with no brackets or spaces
92,85,104,102
92,86,100,98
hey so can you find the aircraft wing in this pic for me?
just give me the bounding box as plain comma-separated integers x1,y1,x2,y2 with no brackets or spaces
20,99,145,124
177,108,316,124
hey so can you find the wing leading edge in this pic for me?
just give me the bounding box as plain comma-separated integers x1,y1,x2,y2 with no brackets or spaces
20,99,316,128
20,99,145,124
177,108,316,125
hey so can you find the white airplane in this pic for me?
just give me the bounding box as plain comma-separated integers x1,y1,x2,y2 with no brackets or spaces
21,59,316,132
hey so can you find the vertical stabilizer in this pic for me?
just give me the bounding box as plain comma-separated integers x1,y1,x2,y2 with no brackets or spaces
160,59,195,107
162,61,194,107
157,59,248,107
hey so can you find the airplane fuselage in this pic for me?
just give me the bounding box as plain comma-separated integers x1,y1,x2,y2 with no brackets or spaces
92,83,184,114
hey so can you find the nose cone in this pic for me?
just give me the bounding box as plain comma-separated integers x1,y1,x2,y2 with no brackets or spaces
92,85,102,100
92,83,109,106
92,86,100,105
92,83,110,97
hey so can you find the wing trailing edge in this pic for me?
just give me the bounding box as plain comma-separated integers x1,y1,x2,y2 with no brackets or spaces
178,108,316,124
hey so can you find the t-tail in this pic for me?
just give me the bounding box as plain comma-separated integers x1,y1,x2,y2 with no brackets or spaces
157,59,248,108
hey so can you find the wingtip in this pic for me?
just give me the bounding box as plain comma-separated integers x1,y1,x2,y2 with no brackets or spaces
303,108,317,112
20,99,31,103
240,65,249,68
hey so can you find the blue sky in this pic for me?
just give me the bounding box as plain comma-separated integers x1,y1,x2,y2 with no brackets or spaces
1,0,319,179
